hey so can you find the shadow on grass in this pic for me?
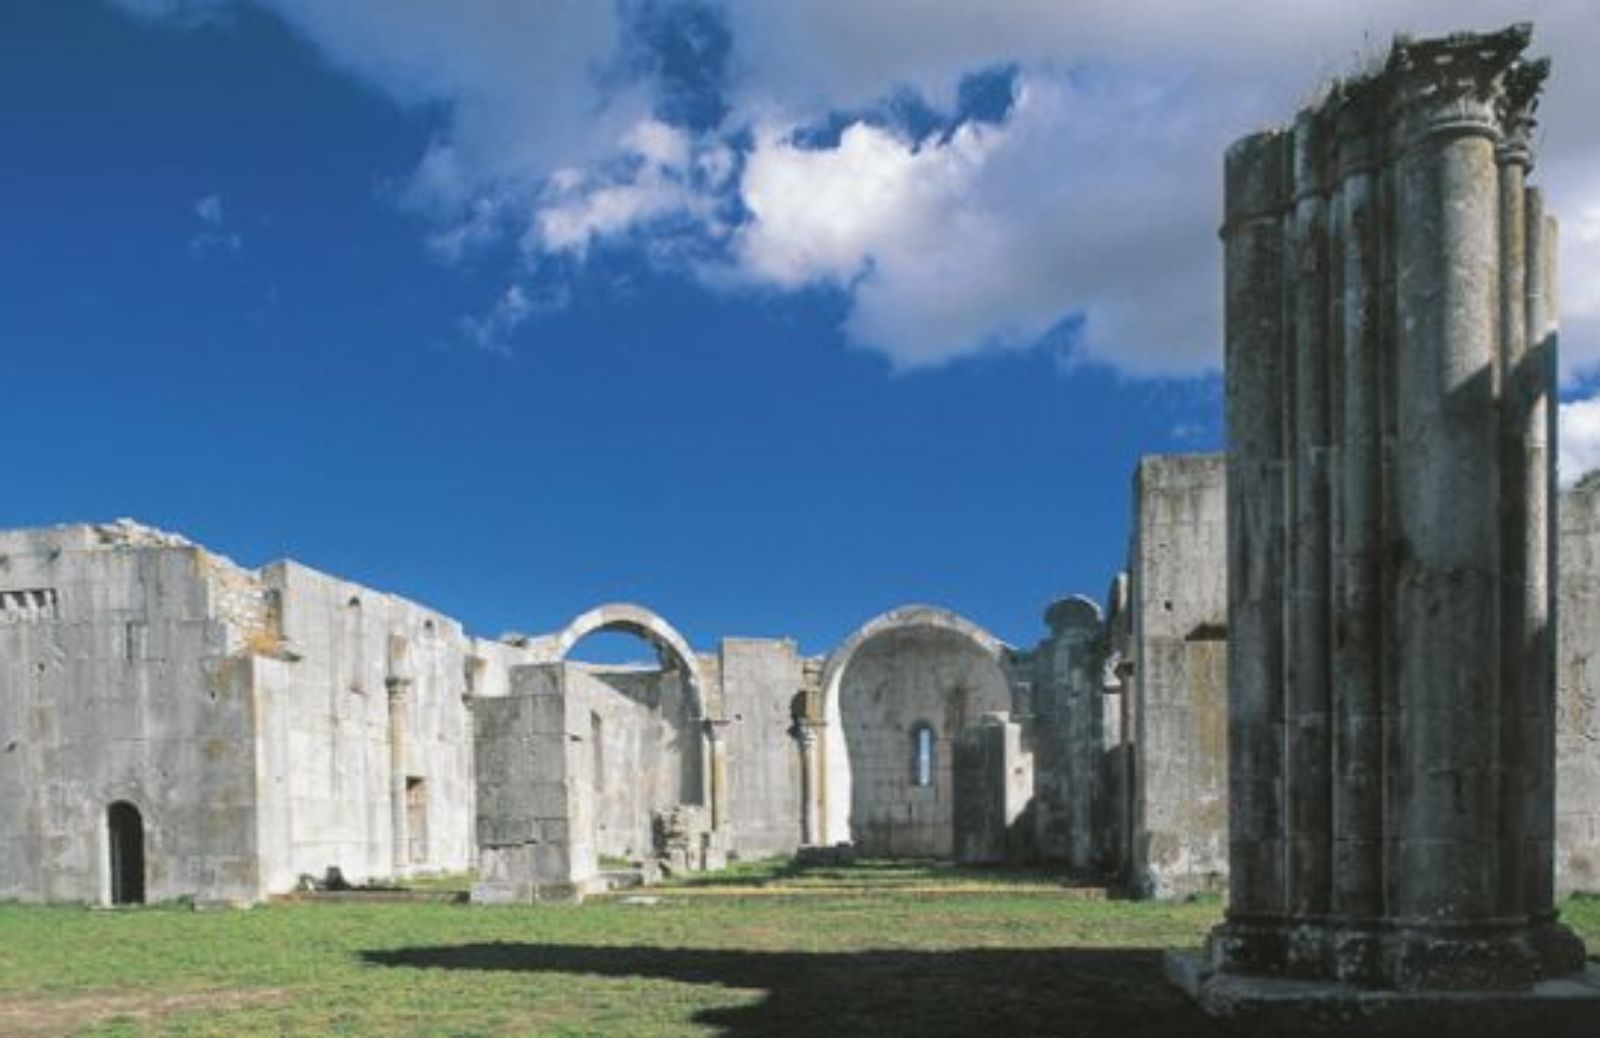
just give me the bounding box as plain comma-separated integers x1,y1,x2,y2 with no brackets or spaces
361,942,1226,1037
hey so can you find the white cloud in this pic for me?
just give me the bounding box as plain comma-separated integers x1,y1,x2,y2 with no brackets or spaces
194,193,223,225
721,0,1600,374
118,0,1600,376
459,283,535,357
1561,395,1600,486
187,192,241,256
532,119,722,258
733,75,1228,372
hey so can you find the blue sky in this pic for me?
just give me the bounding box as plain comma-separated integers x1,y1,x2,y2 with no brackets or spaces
4,1,1596,655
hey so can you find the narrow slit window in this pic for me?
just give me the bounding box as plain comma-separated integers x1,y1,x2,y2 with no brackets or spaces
911,723,935,788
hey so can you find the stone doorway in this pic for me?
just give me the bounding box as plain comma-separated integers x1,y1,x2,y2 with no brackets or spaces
107,801,145,905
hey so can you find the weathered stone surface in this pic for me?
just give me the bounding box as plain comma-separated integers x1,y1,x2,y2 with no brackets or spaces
0,522,494,904
1195,24,1594,1010
1557,483,1600,896
822,608,1015,858
1027,595,1108,872
1167,951,1600,1036
717,637,807,858
953,713,1033,864
1120,455,1229,898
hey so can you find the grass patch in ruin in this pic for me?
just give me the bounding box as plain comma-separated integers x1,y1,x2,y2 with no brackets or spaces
0,865,1594,1036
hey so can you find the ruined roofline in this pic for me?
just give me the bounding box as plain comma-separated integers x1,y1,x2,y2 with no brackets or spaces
0,519,468,640
0,518,251,577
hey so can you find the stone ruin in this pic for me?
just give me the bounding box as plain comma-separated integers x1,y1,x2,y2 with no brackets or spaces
1165,22,1600,1022
3,40,1600,1028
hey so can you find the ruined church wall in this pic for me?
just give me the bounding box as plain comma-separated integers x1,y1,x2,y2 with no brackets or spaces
838,627,1012,857
1557,484,1600,895
1127,454,1228,898
253,561,477,889
717,637,806,858
1026,598,1109,871
0,527,262,903
563,663,698,862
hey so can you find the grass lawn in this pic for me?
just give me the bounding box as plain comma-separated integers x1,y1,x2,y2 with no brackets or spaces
0,862,1596,1037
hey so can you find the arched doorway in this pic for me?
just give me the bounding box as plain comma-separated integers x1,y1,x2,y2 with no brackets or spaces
819,605,1014,856
542,604,713,863
107,801,145,905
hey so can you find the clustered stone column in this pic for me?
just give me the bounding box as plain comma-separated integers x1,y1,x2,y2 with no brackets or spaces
1211,24,1585,991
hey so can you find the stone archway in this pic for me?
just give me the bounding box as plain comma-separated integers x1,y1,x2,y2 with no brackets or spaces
546,604,717,849
529,602,710,725
818,605,1014,853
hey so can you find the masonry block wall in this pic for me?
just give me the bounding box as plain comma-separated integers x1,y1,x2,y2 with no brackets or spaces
1127,455,1229,898
0,525,264,903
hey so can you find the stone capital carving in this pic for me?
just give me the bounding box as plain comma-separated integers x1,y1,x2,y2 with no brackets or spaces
1385,23,1539,148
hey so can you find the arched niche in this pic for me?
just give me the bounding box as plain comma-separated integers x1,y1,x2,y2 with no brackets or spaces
818,605,1014,852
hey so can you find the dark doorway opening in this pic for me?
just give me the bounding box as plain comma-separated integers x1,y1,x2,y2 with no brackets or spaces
108,801,145,905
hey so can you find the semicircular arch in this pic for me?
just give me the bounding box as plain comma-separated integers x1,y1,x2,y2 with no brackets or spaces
818,604,1014,845
550,602,708,720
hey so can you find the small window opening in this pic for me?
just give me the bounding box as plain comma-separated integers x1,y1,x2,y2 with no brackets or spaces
590,710,605,790
911,723,936,788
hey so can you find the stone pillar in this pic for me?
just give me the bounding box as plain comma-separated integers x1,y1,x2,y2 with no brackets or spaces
705,720,729,832
953,713,1033,865
471,663,598,903
1175,26,1596,1014
1219,126,1289,941
386,676,411,877
795,720,823,846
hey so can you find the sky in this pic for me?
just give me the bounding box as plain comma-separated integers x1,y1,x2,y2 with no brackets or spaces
3,1,1598,657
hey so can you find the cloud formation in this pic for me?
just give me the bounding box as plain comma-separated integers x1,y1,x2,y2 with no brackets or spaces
187,192,242,256
115,1,1600,377
1561,397,1600,486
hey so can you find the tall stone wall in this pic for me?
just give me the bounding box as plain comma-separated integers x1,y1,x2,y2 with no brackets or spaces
1126,455,1229,898
252,560,478,890
717,638,806,859
1557,483,1600,895
0,524,264,903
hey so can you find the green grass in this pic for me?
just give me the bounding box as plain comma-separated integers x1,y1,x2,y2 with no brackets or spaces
657,856,1104,893
0,867,1594,1037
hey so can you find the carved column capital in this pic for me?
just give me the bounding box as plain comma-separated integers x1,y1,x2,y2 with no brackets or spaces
1385,24,1538,150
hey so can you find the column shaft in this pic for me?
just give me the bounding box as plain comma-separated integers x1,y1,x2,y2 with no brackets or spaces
1390,118,1503,925
1285,114,1334,922
1221,130,1290,928
1329,105,1385,929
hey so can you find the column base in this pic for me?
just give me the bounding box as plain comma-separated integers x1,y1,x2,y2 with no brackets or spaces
1166,951,1600,1036
1205,916,1590,990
